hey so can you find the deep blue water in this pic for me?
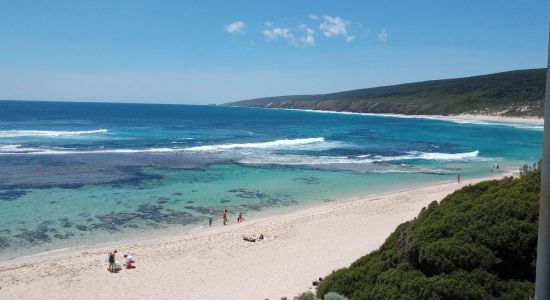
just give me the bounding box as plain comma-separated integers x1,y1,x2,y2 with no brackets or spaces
0,100,543,258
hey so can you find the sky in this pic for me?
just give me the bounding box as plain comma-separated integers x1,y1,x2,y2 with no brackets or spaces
0,0,549,104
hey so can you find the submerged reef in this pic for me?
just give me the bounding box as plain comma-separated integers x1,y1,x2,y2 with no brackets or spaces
0,189,27,201
294,176,320,184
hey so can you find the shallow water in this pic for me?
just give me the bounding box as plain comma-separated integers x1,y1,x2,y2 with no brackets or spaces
0,101,543,259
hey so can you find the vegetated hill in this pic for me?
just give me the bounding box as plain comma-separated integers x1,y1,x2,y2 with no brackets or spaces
316,169,540,299
227,68,546,117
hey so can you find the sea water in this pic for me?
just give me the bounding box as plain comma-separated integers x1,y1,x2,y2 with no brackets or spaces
0,100,543,259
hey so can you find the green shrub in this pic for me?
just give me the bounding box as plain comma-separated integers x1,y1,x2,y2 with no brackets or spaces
323,292,349,300
294,291,317,300
317,170,540,299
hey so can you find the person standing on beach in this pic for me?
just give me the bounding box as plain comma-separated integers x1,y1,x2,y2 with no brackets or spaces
108,251,114,272
223,209,228,225
108,249,117,272
209,217,213,227
457,173,461,183
238,212,243,223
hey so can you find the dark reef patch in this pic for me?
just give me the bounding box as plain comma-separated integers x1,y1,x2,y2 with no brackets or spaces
53,232,74,240
76,225,88,231
0,236,10,249
12,221,63,244
90,204,202,231
96,212,136,226
228,188,268,199
228,188,298,208
0,189,27,201
163,209,200,225
240,203,266,211
136,204,164,222
58,217,74,228
185,206,217,215
14,227,51,244
294,176,320,184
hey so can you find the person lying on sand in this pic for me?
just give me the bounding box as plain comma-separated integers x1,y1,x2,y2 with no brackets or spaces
124,254,136,269
242,234,264,242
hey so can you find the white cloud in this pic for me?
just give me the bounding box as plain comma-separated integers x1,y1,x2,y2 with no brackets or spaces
308,14,318,20
319,15,354,42
297,25,315,47
263,27,293,40
263,24,315,47
224,21,245,34
377,29,388,42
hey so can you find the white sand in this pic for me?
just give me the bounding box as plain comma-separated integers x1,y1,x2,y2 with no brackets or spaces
450,114,543,125
273,108,544,126
0,174,512,300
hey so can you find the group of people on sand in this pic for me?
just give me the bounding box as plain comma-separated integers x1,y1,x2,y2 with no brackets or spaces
242,233,264,242
209,209,263,242
107,249,136,273
208,209,245,227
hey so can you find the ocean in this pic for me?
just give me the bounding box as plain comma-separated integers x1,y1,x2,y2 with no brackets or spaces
0,100,543,259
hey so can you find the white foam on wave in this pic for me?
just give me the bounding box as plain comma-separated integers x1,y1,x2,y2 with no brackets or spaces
371,150,480,161
265,108,544,131
0,144,179,155
238,150,479,166
238,154,375,165
183,137,326,151
0,129,109,138
0,137,329,155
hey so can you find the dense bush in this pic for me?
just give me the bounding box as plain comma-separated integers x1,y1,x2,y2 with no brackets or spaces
317,170,540,299
230,68,546,117
291,291,349,300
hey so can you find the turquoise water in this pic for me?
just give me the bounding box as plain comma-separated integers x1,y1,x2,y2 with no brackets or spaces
0,101,543,259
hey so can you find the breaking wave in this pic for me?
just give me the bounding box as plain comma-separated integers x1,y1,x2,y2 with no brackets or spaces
238,150,479,166
0,129,108,138
0,137,330,155
372,150,480,162
183,137,326,151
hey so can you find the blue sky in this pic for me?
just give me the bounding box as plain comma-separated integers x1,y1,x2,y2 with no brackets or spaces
0,0,548,104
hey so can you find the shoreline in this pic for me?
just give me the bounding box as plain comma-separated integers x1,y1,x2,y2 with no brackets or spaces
0,172,513,300
0,169,507,264
238,106,544,127
449,113,543,125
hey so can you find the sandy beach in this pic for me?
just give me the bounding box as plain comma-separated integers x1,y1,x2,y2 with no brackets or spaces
450,114,543,125
267,107,544,126
0,173,514,300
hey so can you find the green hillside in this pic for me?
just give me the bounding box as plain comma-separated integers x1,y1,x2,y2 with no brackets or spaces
316,169,540,299
227,68,546,117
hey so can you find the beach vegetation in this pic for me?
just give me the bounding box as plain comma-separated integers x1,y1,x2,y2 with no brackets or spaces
294,291,317,300
228,68,546,117
316,168,540,299
291,291,349,300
